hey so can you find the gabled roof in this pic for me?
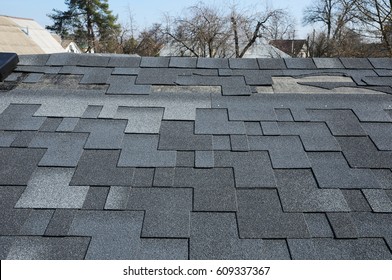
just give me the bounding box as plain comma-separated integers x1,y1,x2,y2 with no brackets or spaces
0,15,65,54
0,53,392,260
270,39,308,57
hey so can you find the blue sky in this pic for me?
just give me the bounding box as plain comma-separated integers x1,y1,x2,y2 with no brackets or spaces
1,0,313,37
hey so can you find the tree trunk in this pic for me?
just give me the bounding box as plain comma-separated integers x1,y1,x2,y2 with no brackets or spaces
86,0,95,53
231,16,240,58
239,21,263,58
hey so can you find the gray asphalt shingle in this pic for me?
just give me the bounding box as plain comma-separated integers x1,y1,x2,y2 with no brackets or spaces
0,104,45,131
276,169,350,212
195,108,246,135
11,131,37,147
18,210,54,235
44,209,77,236
361,123,392,150
174,168,237,211
153,168,175,187
278,122,341,151
0,148,46,185
215,151,276,188
340,58,372,69
288,238,392,260
29,132,88,167
5,236,90,260
104,186,131,210
313,58,345,69
229,58,259,69
230,135,249,151
0,131,18,147
342,190,372,212
236,189,310,238
244,122,263,135
82,187,110,210
327,213,359,238
119,134,176,167
285,58,316,69
0,186,31,235
74,119,127,149
107,76,151,95
257,58,286,69
195,150,214,168
15,167,89,209
159,121,212,151
39,117,63,132
308,152,380,188
307,109,366,136
304,213,334,238
190,212,264,260
169,57,197,68
108,56,141,67
70,150,134,186
127,188,192,238
81,105,102,118
132,168,155,187
176,151,195,167
362,189,392,212
68,210,143,259
338,137,392,168
248,136,311,168
115,106,163,133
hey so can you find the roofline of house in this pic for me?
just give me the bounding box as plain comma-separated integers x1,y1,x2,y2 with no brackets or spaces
0,15,35,21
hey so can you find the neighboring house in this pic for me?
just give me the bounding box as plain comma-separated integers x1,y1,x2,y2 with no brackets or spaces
241,40,291,58
270,39,309,58
160,39,290,58
61,40,82,54
0,15,65,54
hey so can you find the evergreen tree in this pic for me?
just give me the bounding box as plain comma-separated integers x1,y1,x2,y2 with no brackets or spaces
47,0,120,53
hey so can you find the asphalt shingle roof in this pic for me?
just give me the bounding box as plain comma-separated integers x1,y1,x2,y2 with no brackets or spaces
1,53,392,260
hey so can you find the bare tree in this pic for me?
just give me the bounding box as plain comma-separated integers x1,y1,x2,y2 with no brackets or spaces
136,24,165,56
303,0,358,55
230,8,287,57
307,30,330,57
264,12,296,40
163,2,295,58
354,0,392,56
164,3,231,57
